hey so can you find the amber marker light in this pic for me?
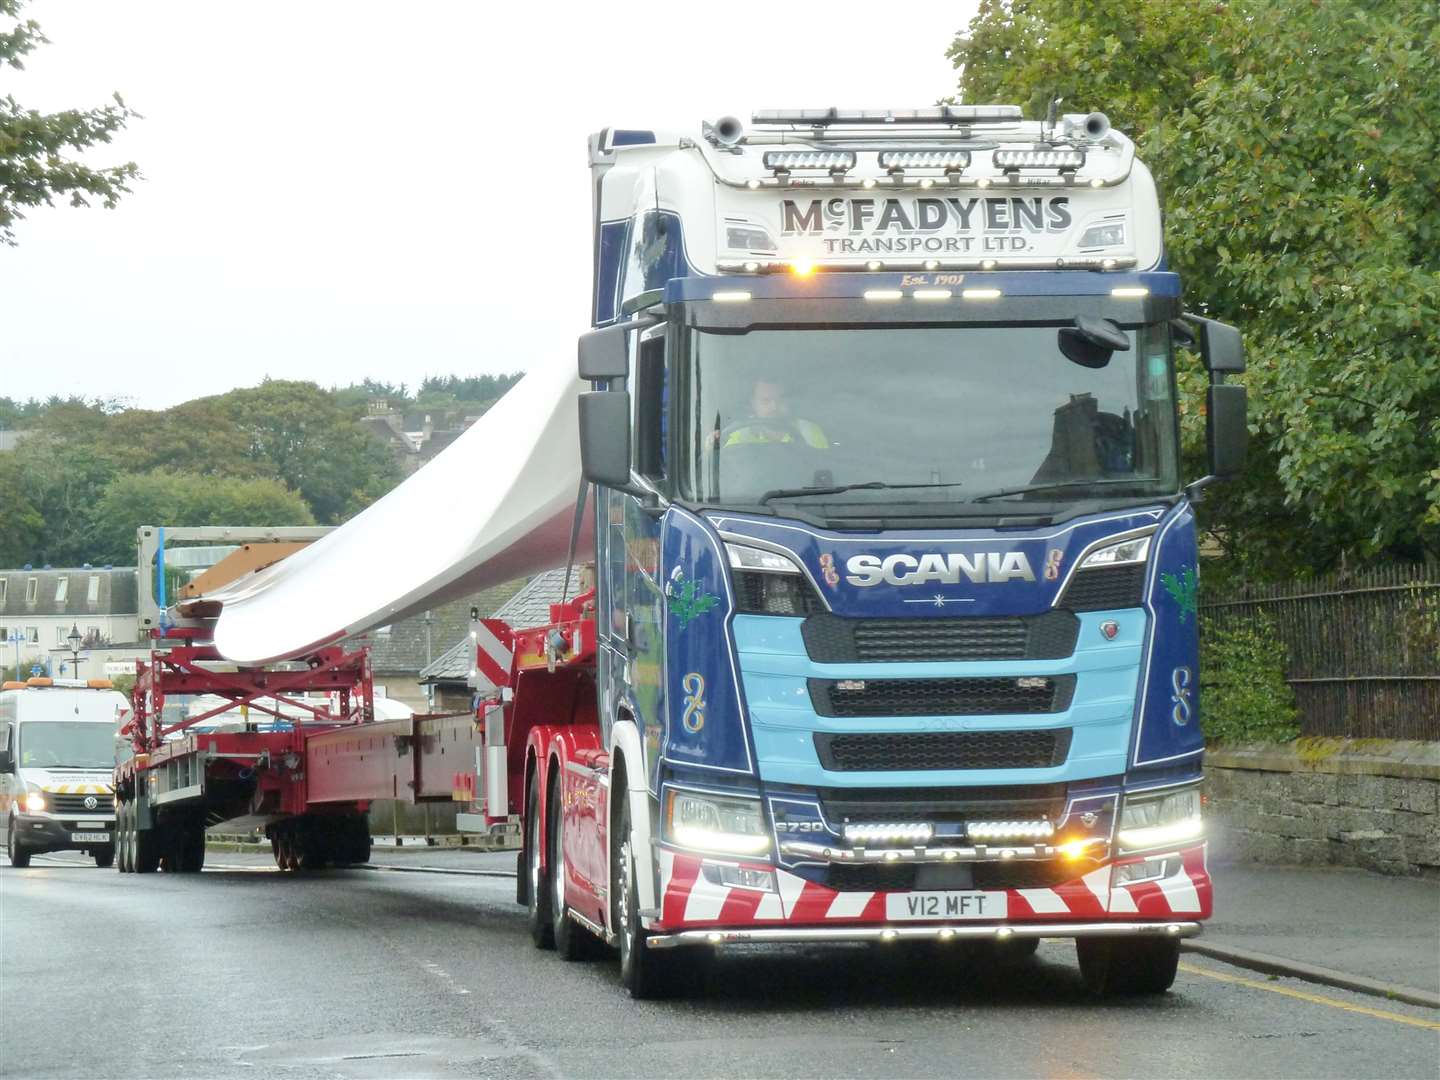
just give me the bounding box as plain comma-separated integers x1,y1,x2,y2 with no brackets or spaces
790,258,816,277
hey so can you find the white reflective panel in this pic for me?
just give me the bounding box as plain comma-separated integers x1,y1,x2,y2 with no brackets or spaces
209,360,587,664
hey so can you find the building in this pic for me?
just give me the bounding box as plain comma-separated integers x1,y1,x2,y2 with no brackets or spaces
345,580,525,712
0,566,141,679
419,568,578,711
360,407,484,476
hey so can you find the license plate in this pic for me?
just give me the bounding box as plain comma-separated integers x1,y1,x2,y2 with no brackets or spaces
885,891,1007,921
72,832,110,843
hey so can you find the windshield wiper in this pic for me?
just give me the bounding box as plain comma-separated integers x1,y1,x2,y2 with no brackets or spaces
758,481,964,506
970,477,1161,503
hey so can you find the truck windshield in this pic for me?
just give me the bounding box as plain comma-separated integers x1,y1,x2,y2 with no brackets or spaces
674,322,1179,512
18,722,116,769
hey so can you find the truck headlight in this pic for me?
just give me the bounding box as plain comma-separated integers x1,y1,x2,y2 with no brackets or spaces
725,542,823,616
664,789,770,856
1117,785,1202,852
1079,534,1151,569
24,791,47,813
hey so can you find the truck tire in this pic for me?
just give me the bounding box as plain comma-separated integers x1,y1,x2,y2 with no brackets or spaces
1076,936,1180,997
117,803,133,872
614,794,677,999
93,847,115,869
134,813,160,874
7,820,31,868
526,778,554,949
549,776,601,961
337,814,371,865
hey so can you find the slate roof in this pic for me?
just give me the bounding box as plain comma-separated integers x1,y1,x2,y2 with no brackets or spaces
346,579,524,676
420,568,574,685
0,567,139,619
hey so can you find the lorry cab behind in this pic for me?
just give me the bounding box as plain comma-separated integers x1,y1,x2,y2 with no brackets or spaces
1,677,128,868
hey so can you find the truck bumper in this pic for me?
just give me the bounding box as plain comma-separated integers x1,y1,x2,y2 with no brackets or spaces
648,842,1211,946
648,920,1200,948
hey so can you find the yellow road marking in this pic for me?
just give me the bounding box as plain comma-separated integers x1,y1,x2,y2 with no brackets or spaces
1178,962,1440,1031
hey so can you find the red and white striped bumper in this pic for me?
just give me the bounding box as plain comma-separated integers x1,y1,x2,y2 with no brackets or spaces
649,845,1210,947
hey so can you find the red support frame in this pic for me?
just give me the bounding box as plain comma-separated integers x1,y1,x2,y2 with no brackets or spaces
127,628,375,754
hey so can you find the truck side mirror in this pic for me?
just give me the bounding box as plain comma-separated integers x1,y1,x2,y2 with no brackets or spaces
579,391,633,488
1184,314,1246,374
1208,383,1248,478
578,324,631,381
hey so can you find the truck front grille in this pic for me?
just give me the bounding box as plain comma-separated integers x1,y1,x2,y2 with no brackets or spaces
809,675,1075,717
801,610,1078,663
1059,564,1146,611
819,783,1069,824
814,728,1072,772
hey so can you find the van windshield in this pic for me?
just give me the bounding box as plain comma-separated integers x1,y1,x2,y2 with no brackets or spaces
18,722,116,769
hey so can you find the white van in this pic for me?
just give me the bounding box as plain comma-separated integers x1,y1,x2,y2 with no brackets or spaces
0,678,129,868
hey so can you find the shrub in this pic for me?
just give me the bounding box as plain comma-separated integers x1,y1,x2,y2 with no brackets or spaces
1199,613,1300,743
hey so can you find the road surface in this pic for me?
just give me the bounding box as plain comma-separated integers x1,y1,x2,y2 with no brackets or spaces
2,848,1436,1078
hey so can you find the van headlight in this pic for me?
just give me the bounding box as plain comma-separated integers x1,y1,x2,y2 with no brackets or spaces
1117,785,1202,852
664,789,770,856
24,790,47,813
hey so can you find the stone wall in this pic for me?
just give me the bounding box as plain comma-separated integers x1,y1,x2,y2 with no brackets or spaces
1204,740,1439,877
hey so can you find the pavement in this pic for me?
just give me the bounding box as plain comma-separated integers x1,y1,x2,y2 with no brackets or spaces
1192,860,1440,1008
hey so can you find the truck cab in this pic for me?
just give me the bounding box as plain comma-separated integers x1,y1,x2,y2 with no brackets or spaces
564,107,1247,996
1,678,128,868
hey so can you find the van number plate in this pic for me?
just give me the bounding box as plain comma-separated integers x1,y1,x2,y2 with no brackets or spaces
72,832,110,843
884,891,1007,920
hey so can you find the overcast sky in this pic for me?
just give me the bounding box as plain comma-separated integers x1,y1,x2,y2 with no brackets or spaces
0,1,977,410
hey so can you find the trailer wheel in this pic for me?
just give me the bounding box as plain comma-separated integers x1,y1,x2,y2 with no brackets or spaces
526,778,554,949
134,813,160,874
1076,936,1180,997
6,820,31,868
614,794,677,1000
117,803,133,873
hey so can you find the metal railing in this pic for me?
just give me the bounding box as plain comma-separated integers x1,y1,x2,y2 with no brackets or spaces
1200,564,1440,740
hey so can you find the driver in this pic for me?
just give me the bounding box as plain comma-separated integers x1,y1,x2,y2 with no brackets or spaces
720,378,829,449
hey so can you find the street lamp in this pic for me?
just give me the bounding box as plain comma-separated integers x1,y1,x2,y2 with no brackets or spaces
66,624,83,680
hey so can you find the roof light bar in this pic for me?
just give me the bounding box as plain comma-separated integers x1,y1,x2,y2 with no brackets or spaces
754,106,1022,126
878,150,972,173
994,149,1086,171
763,150,856,173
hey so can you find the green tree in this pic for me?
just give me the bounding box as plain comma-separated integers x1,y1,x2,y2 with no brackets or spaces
215,380,401,523
0,0,139,243
950,0,1440,573
0,451,44,563
3,433,117,565
92,470,315,565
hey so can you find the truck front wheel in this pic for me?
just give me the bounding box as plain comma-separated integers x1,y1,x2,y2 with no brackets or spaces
1076,935,1180,996
613,795,677,1000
